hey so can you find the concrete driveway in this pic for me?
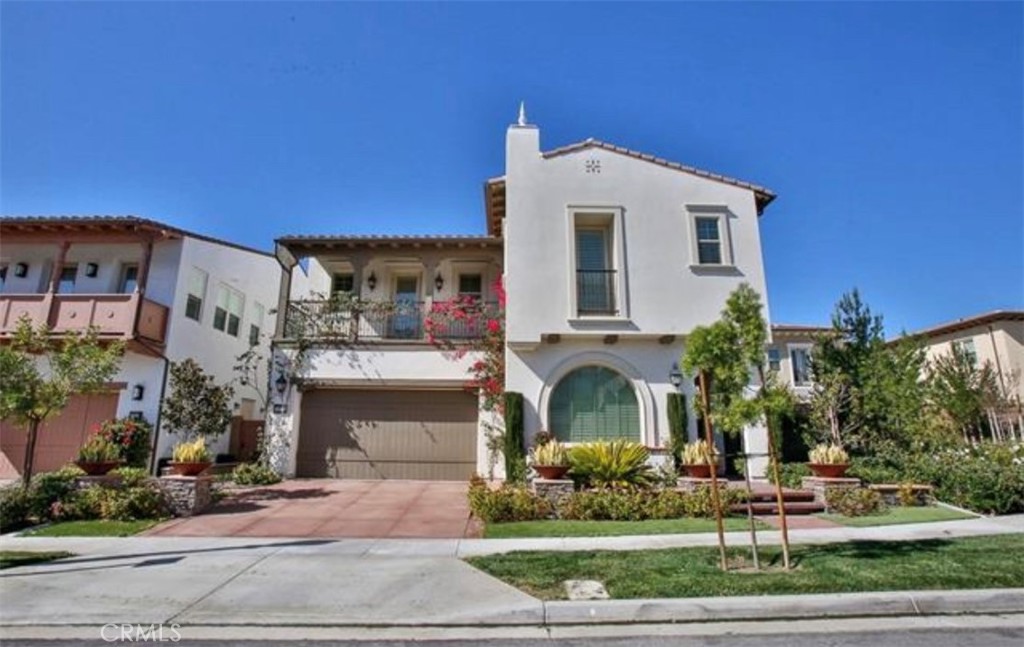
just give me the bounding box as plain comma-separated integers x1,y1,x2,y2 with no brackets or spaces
145,479,479,539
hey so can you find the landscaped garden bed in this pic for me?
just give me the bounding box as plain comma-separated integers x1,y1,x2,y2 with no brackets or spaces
20,519,161,537
466,534,1024,600
817,505,976,527
485,517,765,539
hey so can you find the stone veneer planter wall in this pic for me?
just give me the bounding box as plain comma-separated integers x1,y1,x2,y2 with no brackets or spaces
157,476,214,517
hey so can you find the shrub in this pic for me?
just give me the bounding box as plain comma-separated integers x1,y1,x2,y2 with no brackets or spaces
826,487,885,516
530,440,568,466
95,418,152,467
847,456,906,485
556,486,747,521
467,476,551,523
0,484,31,531
29,466,85,520
111,467,151,488
233,462,282,486
768,461,812,489
680,439,717,466
897,482,921,507
809,443,849,465
568,439,653,489
503,392,527,483
683,485,749,518
908,443,1024,514
173,437,211,463
53,481,169,522
77,434,122,463
666,393,688,469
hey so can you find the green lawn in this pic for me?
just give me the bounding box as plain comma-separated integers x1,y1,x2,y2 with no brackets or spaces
466,534,1024,600
23,519,161,537
485,517,765,538
0,551,73,570
819,506,977,527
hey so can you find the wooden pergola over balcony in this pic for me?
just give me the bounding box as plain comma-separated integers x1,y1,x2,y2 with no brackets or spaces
0,216,177,353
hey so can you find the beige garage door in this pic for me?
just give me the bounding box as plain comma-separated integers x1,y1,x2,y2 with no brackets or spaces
297,389,478,480
0,392,120,479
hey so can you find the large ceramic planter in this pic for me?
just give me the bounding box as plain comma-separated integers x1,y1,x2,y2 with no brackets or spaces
808,463,850,478
683,464,713,479
169,461,212,477
76,460,121,476
533,465,571,480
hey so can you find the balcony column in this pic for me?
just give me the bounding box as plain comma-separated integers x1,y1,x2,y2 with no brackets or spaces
273,244,297,340
136,239,154,295
43,241,70,328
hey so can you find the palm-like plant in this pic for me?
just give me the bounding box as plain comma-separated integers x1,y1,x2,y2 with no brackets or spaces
568,439,652,488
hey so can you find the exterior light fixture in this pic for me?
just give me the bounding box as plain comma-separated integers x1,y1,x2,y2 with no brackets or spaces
367,272,377,291
85,262,99,278
275,373,288,395
131,384,145,401
13,262,28,278
669,363,683,388
435,273,444,292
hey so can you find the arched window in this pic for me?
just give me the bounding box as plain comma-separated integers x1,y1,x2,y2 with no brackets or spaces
549,366,640,442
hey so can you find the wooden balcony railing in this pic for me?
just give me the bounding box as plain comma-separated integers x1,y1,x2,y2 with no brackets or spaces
0,293,169,345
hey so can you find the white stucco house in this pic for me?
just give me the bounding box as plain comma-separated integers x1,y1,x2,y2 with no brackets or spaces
0,216,281,478
266,112,784,480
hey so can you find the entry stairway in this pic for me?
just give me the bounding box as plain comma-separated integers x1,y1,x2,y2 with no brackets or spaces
729,483,826,516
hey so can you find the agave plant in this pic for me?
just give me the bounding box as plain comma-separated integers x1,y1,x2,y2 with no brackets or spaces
568,439,653,488
172,437,211,463
530,439,568,466
809,443,849,465
680,439,718,466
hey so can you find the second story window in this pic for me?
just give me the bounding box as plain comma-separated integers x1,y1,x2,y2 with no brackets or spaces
332,272,354,296
953,338,978,367
119,265,139,294
791,347,812,386
185,268,208,322
767,348,782,373
249,302,265,346
213,285,244,337
695,217,722,265
57,265,78,294
458,273,483,301
576,226,615,315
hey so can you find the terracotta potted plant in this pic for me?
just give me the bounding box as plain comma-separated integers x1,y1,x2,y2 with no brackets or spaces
170,437,213,476
530,438,570,480
808,443,850,478
680,439,718,479
76,434,123,476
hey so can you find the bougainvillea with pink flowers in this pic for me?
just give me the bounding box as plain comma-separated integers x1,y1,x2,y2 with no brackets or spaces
424,278,506,413
92,417,152,467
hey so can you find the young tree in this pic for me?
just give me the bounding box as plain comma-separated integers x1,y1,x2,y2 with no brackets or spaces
720,283,796,570
162,358,235,442
927,345,1002,443
0,318,124,486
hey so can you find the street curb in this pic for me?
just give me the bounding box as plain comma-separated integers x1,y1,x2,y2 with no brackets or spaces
543,588,1024,625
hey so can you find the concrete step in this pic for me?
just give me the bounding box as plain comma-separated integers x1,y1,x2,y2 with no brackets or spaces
745,489,817,503
731,500,826,515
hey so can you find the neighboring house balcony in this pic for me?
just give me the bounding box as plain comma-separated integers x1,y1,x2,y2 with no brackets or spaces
0,293,168,345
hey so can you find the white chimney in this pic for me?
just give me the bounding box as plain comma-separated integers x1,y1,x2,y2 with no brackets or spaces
506,101,539,176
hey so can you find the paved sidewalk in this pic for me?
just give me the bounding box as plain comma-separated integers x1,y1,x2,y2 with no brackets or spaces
1,514,1021,631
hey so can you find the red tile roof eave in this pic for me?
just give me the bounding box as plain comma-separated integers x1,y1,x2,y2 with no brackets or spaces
0,215,274,258
900,310,1024,341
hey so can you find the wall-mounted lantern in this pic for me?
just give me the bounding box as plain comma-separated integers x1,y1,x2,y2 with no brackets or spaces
434,273,444,292
366,272,377,291
85,262,99,278
275,373,288,396
131,384,145,401
669,363,684,388
13,262,28,278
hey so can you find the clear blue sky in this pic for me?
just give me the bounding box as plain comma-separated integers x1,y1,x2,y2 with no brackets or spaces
2,2,1021,335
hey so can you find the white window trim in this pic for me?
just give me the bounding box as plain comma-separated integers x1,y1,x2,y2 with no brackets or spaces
787,343,814,387
685,204,735,268
185,267,209,323
566,205,629,322
213,283,245,336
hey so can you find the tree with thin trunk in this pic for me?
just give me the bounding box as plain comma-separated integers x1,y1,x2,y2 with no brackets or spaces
0,317,124,486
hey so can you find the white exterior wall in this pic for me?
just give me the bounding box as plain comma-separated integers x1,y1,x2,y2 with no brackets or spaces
156,237,280,459
504,126,770,345
503,124,772,476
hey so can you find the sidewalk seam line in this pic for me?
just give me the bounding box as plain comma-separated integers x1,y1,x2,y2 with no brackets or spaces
164,546,284,624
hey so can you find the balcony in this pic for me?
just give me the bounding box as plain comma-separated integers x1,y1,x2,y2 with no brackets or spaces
0,294,169,345
576,269,618,316
283,299,488,343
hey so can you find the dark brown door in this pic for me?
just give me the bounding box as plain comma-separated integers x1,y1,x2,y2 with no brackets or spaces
297,389,478,480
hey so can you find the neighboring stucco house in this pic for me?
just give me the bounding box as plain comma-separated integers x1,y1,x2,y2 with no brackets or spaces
909,310,1024,405
266,114,781,479
0,216,281,477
